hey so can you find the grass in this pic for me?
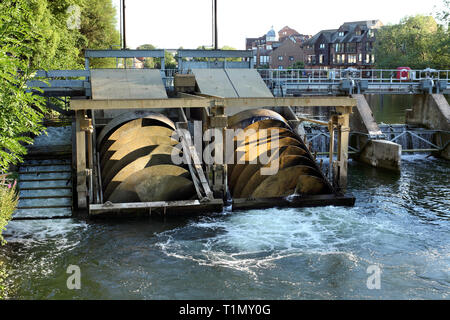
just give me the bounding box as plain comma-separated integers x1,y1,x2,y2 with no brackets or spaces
0,177,18,245
0,174,17,299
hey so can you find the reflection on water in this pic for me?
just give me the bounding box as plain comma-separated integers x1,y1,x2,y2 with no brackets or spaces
0,155,449,300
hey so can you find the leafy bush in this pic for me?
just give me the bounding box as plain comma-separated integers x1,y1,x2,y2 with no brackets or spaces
0,180,18,245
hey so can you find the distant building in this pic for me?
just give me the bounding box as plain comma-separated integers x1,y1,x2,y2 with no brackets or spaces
302,20,383,69
246,26,278,68
246,26,311,68
270,36,306,69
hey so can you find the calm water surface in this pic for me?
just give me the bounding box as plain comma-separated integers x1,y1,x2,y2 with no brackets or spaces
1,155,449,299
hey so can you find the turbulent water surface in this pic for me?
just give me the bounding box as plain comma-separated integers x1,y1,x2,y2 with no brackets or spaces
0,155,449,299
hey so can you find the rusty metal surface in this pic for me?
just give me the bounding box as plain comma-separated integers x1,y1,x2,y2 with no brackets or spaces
107,165,190,203
295,175,331,195
251,165,320,198
228,109,289,129
101,136,179,177
100,125,174,156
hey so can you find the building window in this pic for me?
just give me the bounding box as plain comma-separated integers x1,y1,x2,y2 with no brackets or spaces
308,55,316,64
371,54,375,64
319,54,324,64
366,54,370,63
368,29,375,38
332,54,336,64
335,43,344,53
266,44,272,50
359,53,362,62
346,43,356,53
289,56,294,61
278,66,283,69
278,56,283,61
319,43,325,49
341,54,346,63
338,31,345,37
348,54,357,64
336,55,341,64
355,30,362,36
260,55,269,64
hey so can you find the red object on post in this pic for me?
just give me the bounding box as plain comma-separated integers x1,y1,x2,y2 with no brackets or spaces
397,67,411,80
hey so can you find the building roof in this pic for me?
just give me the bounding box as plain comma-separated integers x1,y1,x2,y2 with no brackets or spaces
303,20,383,47
267,27,276,38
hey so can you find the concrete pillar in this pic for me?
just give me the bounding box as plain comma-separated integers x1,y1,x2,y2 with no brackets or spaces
350,94,402,171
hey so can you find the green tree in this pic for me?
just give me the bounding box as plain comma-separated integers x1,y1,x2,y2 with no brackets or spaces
79,0,120,68
194,45,241,62
374,15,449,69
0,0,48,171
136,44,177,69
137,44,158,68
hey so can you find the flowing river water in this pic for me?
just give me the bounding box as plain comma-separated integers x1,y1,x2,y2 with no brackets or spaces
0,96,448,300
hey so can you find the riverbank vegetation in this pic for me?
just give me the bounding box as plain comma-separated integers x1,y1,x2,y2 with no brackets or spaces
375,1,449,69
0,176,18,245
0,0,119,172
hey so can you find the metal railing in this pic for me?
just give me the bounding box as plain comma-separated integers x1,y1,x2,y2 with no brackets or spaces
257,68,450,83
257,68,450,95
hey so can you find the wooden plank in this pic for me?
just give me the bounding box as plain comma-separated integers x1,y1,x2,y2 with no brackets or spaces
176,123,210,201
71,97,356,110
89,199,224,216
90,69,168,100
76,110,87,209
71,98,211,110
337,113,350,191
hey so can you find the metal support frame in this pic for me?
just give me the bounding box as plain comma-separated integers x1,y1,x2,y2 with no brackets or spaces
208,101,228,198
300,106,352,191
84,49,166,71
75,110,87,209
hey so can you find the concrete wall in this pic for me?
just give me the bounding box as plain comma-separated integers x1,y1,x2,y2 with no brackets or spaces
406,94,450,160
350,94,401,171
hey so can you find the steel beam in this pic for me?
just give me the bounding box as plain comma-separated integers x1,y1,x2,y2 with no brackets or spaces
84,49,165,58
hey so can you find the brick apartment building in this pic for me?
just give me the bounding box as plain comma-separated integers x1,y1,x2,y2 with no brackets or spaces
246,26,310,68
302,20,383,69
270,35,307,69
245,27,278,68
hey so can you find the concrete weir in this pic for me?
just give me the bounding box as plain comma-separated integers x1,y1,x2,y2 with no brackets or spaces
350,94,402,171
406,94,450,160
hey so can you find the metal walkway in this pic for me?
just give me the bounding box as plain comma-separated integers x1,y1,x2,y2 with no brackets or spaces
257,68,450,96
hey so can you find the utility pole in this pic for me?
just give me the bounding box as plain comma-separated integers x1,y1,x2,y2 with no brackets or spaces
213,0,218,50
122,0,126,50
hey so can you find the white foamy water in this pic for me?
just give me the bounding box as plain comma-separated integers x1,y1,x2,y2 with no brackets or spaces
157,207,372,276
3,219,87,245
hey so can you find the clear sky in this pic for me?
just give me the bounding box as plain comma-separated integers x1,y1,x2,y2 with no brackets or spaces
112,0,444,50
